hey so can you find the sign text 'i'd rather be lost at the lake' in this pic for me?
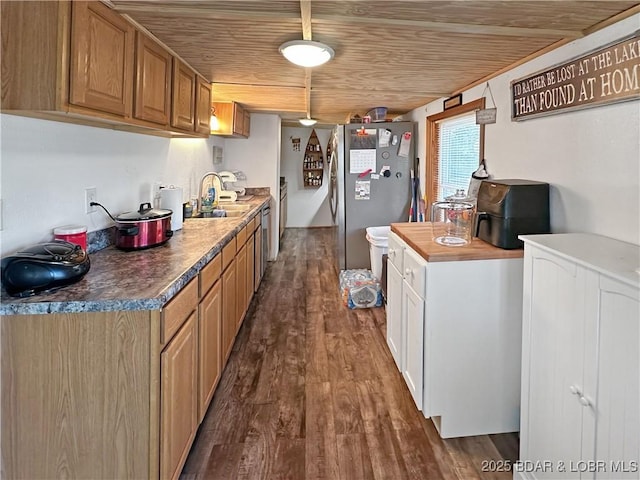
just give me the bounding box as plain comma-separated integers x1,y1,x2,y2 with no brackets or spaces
511,33,640,120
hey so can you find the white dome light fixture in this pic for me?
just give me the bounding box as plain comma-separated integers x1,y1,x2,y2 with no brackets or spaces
299,118,317,126
279,40,335,68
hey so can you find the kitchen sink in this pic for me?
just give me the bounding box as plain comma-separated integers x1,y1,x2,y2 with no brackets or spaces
191,203,252,219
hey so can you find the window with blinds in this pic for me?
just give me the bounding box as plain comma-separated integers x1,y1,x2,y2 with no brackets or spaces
435,113,480,200
425,98,485,210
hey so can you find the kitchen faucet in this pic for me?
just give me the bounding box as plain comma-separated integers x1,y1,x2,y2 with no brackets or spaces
198,172,223,210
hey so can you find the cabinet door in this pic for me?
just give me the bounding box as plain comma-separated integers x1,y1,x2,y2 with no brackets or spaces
592,276,639,479
254,228,262,291
236,243,248,328
69,1,134,116
171,59,195,131
521,248,586,477
247,233,255,303
233,103,244,136
198,280,222,422
402,283,424,411
160,312,198,480
243,109,251,136
222,260,237,363
194,76,211,134
134,32,171,125
386,261,403,370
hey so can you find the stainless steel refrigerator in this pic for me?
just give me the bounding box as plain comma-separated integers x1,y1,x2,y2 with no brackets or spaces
329,121,416,271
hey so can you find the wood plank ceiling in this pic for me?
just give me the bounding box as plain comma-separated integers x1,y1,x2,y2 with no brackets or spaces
112,0,640,126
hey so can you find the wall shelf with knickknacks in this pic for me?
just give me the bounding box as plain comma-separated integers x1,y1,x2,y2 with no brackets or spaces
303,129,324,188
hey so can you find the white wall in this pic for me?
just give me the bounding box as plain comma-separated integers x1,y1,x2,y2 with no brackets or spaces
220,113,281,259
408,14,640,245
281,126,333,228
0,115,224,255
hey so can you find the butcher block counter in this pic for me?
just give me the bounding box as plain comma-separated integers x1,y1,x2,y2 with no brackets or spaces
391,222,524,262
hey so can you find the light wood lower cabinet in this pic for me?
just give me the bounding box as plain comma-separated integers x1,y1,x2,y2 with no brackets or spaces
255,227,263,292
160,311,198,480
198,279,222,422
1,310,153,479
0,215,265,479
236,242,248,328
247,232,255,307
222,257,237,363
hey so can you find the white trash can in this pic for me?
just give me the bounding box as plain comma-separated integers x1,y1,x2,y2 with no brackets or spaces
365,226,391,282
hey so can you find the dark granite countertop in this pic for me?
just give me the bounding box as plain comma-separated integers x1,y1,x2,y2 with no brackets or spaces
0,195,270,316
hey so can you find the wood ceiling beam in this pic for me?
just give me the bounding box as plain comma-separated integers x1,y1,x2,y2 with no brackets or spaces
300,0,313,120
300,1,312,41
305,70,312,119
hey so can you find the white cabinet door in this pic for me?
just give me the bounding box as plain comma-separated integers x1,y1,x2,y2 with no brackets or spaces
386,261,404,370
521,249,587,479
402,282,424,410
592,276,640,480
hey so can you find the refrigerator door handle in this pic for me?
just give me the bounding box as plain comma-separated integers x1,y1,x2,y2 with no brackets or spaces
329,150,338,221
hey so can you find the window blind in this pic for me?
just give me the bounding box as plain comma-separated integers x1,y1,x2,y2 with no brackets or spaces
434,113,480,201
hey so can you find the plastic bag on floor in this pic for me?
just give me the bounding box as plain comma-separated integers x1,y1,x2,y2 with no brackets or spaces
339,269,383,309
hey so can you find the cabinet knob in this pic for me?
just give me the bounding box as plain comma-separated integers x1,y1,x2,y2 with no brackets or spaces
405,268,412,276
579,396,591,407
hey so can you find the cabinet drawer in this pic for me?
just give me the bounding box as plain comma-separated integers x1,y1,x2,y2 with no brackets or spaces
199,254,221,296
162,277,198,344
222,238,236,272
236,225,247,249
254,213,261,230
246,217,255,233
388,231,405,272
403,247,427,298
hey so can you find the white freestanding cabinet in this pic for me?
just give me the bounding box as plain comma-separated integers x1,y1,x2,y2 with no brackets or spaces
386,225,524,438
386,232,405,370
517,234,640,480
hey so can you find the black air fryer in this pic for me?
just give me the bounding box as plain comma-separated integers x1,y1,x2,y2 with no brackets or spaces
474,179,550,249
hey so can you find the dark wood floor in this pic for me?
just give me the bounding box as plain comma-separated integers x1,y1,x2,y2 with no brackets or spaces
180,227,519,480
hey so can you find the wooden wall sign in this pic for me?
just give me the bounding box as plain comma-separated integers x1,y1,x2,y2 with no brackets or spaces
511,33,640,121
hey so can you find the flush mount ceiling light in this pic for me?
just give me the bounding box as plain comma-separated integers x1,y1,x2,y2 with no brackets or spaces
279,40,335,68
299,118,317,126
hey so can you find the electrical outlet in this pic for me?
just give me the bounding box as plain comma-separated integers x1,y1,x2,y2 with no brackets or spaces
85,187,97,213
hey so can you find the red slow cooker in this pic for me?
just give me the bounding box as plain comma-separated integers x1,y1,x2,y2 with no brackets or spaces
114,202,173,250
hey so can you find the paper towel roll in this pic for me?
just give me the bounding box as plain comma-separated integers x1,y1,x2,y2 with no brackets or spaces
160,186,183,231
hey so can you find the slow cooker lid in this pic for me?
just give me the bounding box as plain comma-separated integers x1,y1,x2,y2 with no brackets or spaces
116,202,172,221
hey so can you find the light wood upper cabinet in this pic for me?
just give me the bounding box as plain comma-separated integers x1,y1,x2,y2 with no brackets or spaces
69,1,134,117
134,31,171,126
211,101,250,138
1,1,209,138
195,76,212,134
243,109,251,137
171,58,196,131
